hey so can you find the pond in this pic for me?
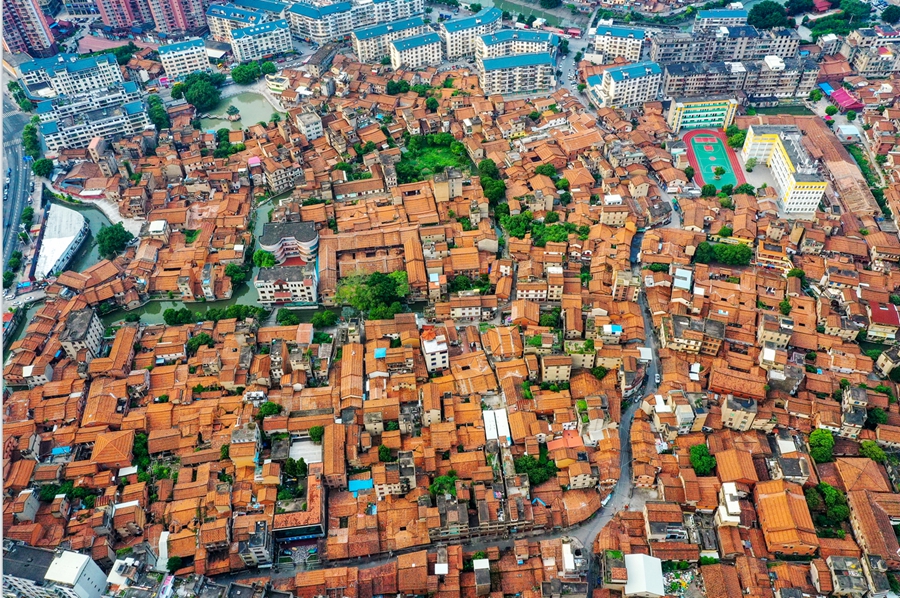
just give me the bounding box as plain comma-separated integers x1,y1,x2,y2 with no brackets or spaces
200,91,281,131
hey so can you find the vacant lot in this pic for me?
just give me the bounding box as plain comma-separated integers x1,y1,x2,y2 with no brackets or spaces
397,146,470,182
490,0,564,26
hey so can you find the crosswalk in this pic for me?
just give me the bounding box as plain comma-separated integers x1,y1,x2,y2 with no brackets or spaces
3,140,22,149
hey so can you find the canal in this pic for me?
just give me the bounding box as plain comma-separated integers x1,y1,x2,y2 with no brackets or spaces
200,91,281,131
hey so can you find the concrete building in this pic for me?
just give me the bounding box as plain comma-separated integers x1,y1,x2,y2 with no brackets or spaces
295,111,323,140
145,0,208,34
694,8,748,30
157,38,209,80
258,221,319,263
287,0,425,45
589,61,662,108
255,265,318,305
4,544,108,598
741,124,827,214
206,3,267,43
18,54,124,100
352,16,427,64
238,520,274,568
662,58,819,100
390,32,443,70
421,331,449,372
34,203,89,280
475,29,558,60
440,7,503,59
37,82,150,152
650,26,799,64
231,19,292,63
665,97,738,133
96,0,144,30
58,307,104,360
478,53,556,96
2,0,57,58
592,25,645,62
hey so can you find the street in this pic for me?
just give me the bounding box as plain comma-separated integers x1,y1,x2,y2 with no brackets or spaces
2,93,31,272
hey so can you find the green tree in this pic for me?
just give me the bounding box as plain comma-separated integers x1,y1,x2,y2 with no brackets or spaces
684,166,695,181
184,80,220,112
167,557,183,573
256,401,283,420
779,299,792,315
785,0,815,14
430,472,458,496
809,429,835,463
733,182,756,195
311,311,338,327
381,56,392,65
533,163,556,177
260,61,277,75
277,308,301,326
787,268,806,281
147,95,171,131
825,105,838,116
309,426,325,443
478,159,501,180
379,445,393,462
186,332,214,356
556,178,570,190
860,439,887,463
425,97,439,112
727,132,746,148
31,158,53,178
689,444,717,476
220,444,230,460
96,222,134,258
748,0,789,28
867,407,888,429
253,250,277,268
470,2,482,10
701,184,717,197
225,263,247,284
805,486,823,511
231,61,262,84
717,226,733,237
884,4,900,22
713,166,726,179
846,110,857,121
556,35,569,53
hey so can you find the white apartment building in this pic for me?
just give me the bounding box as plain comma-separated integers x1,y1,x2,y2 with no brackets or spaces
422,333,450,372
157,38,209,80
287,0,425,45
254,266,318,305
592,25,645,62
37,81,150,151
352,16,426,63
440,7,503,59
390,32,443,69
58,307,104,360
741,124,827,214
17,53,123,99
4,545,108,598
590,60,662,108
206,3,266,42
479,52,555,95
694,8,748,31
295,111,323,140
231,19,292,62
475,29,557,60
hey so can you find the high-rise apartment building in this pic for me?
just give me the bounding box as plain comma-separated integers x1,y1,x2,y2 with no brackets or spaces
231,19,292,63
18,54,124,99
287,0,424,45
390,32,442,70
207,3,266,42
592,26,645,62
352,16,427,64
478,53,556,96
589,61,662,108
2,0,57,58
440,7,503,59
158,38,209,79
147,0,209,35
475,29,557,60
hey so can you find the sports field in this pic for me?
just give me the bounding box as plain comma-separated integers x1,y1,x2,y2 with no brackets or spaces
683,129,746,189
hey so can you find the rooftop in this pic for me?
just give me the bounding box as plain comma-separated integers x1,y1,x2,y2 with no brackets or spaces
482,52,554,71
442,7,502,33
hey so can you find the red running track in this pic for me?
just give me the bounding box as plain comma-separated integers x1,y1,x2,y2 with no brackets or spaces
682,129,747,188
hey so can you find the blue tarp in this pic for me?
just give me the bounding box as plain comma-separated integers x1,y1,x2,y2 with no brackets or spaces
374,347,387,359
819,82,834,96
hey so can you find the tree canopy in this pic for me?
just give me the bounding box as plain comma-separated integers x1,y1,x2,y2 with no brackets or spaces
231,61,262,84
689,444,717,476
514,445,558,486
147,94,171,131
335,271,409,319
96,222,134,258
809,429,835,463
253,250,277,268
172,72,224,112
31,158,53,178
693,242,752,266
748,0,789,28
884,4,900,22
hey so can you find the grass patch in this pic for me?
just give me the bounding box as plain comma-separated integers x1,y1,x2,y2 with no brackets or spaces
847,144,880,189
491,0,564,26
184,229,200,244
402,147,468,177
752,105,815,116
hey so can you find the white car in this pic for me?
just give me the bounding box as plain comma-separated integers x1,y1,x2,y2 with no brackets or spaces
655,373,661,384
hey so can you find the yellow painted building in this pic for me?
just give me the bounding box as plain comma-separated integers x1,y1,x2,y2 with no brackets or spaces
666,97,738,133
741,124,827,215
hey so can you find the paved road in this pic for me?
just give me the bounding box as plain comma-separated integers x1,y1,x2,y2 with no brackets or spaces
2,93,31,270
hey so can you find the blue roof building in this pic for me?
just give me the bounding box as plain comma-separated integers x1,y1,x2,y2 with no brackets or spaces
232,18,290,39
481,52,553,71
443,7,502,33
158,38,205,55
391,31,441,52
355,16,425,40
604,61,661,82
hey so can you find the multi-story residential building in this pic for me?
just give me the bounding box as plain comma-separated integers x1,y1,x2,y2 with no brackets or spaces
650,27,799,64
478,53,556,96
693,8,748,31
866,302,900,344
146,0,207,35
37,82,150,151
2,0,57,58
58,307,104,360
258,221,319,263
849,43,900,78
662,57,818,100
295,111,323,140
475,29,557,60
231,19,292,62
440,7,503,59
390,32,442,70
4,544,108,598
741,124,827,214
660,315,725,356
18,54,123,99
665,97,738,133
287,0,424,45
207,3,266,42
157,38,209,80
721,395,757,431
589,61,662,108
592,25,645,62
253,264,319,305
352,16,427,64
96,0,144,30
421,330,449,372
238,520,274,568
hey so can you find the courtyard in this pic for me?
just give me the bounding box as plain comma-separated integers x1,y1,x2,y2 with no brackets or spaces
683,129,747,190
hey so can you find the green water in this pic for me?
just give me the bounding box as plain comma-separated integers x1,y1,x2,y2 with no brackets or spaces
200,91,281,131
